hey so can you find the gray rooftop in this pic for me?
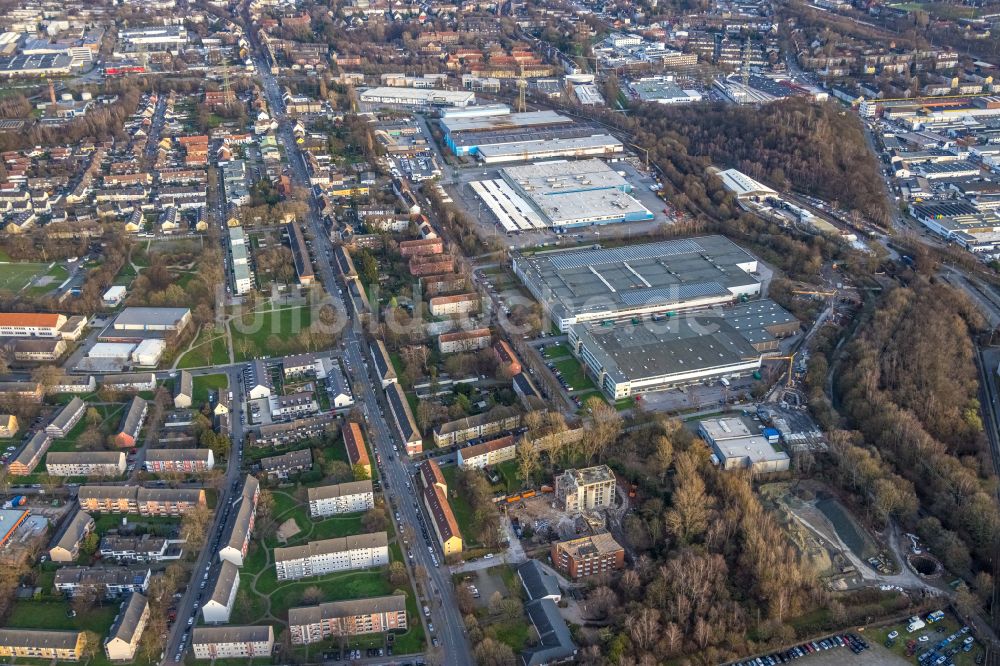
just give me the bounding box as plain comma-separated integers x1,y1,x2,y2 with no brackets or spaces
571,305,780,384
192,625,273,646
523,599,576,666
274,531,388,563
288,595,406,627
51,509,94,555
517,560,561,601
113,307,190,329
224,476,259,552
476,134,623,160
386,382,419,443
260,448,313,471
371,340,396,381
46,397,85,434
209,560,240,607
118,396,147,438
176,370,192,400
107,593,148,646
514,236,760,321
307,480,373,503
0,629,82,651
441,110,572,135
145,448,212,462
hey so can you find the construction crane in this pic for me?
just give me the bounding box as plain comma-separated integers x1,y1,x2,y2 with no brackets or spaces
766,352,797,386
516,75,527,113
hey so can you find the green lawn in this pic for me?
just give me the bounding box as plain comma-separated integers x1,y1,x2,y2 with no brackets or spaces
113,262,138,287
7,599,119,635
92,513,180,536
0,261,50,293
489,618,531,652
493,459,523,493
309,513,366,541
177,328,229,368
192,373,229,404
440,466,480,547
388,352,405,384
47,404,124,453
25,264,70,297
553,358,598,392
266,570,395,620
230,305,314,361
541,343,571,360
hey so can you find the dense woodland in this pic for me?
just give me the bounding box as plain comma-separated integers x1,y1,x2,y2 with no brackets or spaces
833,280,1000,586
628,99,890,227
568,415,829,664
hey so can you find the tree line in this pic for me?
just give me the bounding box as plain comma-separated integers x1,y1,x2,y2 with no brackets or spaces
834,279,1000,586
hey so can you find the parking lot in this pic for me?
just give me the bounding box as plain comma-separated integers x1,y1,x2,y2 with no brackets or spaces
795,642,907,665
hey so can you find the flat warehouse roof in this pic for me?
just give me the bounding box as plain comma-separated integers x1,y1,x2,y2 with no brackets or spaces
501,158,628,191
441,110,572,134
477,135,624,160
525,187,651,225
573,314,761,384
514,236,760,320
360,87,474,104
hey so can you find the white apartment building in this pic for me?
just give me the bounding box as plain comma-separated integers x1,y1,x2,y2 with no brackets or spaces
191,626,273,660
46,452,126,477
202,561,240,624
307,480,374,518
274,532,389,581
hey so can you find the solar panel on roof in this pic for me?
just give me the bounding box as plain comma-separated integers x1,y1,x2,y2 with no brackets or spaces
547,238,706,270
618,281,728,306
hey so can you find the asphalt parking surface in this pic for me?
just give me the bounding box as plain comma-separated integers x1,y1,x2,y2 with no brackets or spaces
792,642,908,665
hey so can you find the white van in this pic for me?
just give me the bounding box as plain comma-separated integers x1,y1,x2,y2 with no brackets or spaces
907,617,926,633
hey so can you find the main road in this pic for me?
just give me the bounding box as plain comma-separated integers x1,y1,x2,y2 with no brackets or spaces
242,14,472,664
161,363,248,664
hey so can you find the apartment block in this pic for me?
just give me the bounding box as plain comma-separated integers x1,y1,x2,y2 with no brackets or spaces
202,561,240,624
49,510,95,563
104,593,149,661
46,451,126,477
550,533,625,580
274,532,389,581
0,630,85,661
429,290,479,315
419,459,462,557
45,397,85,438
456,435,516,469
54,566,151,598
288,595,407,645
307,480,374,518
342,422,371,476
432,409,521,448
191,626,274,660
438,328,491,354
219,475,259,566
144,448,215,473
9,430,51,475
554,465,616,512
77,486,207,516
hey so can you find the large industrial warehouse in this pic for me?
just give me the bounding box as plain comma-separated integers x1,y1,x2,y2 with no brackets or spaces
471,159,653,232
358,87,475,110
513,236,763,331
568,299,798,399
439,108,623,163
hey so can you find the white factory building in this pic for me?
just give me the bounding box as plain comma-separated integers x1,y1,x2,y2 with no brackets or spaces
358,87,475,110
470,159,653,232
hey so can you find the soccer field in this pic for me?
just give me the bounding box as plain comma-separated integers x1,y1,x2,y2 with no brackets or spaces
0,262,52,293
